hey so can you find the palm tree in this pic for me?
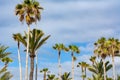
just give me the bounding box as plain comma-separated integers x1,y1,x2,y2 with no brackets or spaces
89,56,96,65
40,68,49,80
47,74,55,80
13,29,50,80
88,59,112,80
68,45,80,80
15,0,43,80
13,33,22,80
94,37,109,80
15,0,43,25
107,38,120,80
0,45,13,80
0,71,13,80
117,75,120,80
0,45,10,60
77,62,89,80
61,72,72,80
53,43,69,80
2,57,13,68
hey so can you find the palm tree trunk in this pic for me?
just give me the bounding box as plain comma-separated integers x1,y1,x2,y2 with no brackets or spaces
35,22,38,80
102,59,106,80
25,25,30,80
112,55,116,80
71,52,74,80
29,56,35,80
18,42,22,80
58,51,61,80
81,67,84,80
44,72,47,80
85,67,87,80
35,51,38,80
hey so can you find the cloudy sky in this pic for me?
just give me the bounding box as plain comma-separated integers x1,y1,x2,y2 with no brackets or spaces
0,0,120,80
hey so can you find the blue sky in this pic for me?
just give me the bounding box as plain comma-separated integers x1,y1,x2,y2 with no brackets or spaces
0,0,120,80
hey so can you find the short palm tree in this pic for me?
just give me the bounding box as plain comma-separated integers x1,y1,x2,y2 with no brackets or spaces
15,0,43,80
88,59,112,80
47,74,55,80
13,33,22,80
13,29,50,80
40,68,49,80
0,71,13,80
0,45,13,80
61,72,72,80
77,62,89,80
117,75,120,80
53,43,69,80
68,45,80,80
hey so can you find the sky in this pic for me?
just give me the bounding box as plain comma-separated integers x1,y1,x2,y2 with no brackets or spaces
0,0,120,80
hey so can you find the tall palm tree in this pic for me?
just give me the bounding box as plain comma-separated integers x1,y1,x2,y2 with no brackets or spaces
15,0,43,80
53,43,69,80
107,38,120,80
13,33,22,80
13,29,50,80
94,37,109,80
68,45,80,80
40,68,49,80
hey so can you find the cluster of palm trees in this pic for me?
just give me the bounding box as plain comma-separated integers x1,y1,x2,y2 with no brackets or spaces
40,68,72,80
94,37,120,80
14,0,50,80
53,44,80,80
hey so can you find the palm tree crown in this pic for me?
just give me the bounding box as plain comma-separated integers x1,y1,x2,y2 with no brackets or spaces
15,0,43,25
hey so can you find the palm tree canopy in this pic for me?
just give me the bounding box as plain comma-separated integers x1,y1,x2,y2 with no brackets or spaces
47,74,55,80
88,59,112,77
0,45,11,60
53,43,69,52
40,68,49,73
107,38,120,56
15,0,43,25
68,45,80,54
13,29,50,56
61,72,72,80
94,37,120,58
94,37,109,59
2,57,13,65
89,56,96,64
0,71,13,80
77,62,89,71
